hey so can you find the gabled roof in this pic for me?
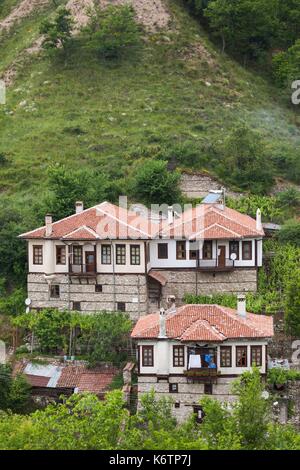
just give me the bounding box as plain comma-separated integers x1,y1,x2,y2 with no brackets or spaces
131,304,274,342
160,205,264,240
19,201,264,241
19,201,158,240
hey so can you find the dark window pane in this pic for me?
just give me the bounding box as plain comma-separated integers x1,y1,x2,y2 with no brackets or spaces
158,243,168,259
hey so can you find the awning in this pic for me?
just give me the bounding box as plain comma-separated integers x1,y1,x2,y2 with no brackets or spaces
148,270,167,286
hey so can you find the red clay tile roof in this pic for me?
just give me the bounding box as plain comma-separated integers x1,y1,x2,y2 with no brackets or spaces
148,270,168,286
161,205,264,240
77,369,117,394
57,365,86,388
19,201,158,240
131,304,273,342
19,202,263,241
25,374,50,387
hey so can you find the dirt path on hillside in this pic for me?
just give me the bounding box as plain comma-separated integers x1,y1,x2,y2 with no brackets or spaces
0,0,49,33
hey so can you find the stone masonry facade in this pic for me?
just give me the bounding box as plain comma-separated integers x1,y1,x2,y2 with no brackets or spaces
28,273,148,320
138,376,237,422
159,268,258,307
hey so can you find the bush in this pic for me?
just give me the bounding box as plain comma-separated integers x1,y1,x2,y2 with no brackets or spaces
218,124,274,194
285,268,300,336
40,7,74,54
131,160,182,206
277,219,300,246
86,5,141,59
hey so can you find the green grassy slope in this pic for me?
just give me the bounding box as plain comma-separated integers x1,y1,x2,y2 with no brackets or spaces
0,0,300,208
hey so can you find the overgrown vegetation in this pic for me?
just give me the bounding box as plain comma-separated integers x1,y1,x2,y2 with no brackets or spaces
13,309,133,366
0,368,299,450
0,365,31,414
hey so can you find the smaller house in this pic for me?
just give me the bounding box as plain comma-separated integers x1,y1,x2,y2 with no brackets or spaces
131,296,274,422
13,360,119,403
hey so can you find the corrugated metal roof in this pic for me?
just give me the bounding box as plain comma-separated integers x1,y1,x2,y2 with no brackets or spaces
202,193,221,204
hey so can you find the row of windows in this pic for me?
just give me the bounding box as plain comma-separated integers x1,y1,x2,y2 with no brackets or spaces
141,345,263,368
157,241,253,261
32,244,141,266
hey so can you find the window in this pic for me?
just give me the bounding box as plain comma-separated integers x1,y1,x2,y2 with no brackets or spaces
158,243,168,259
101,245,111,264
203,241,213,260
176,241,186,260
33,245,43,265
116,244,126,265
73,246,82,265
204,383,213,395
142,346,154,367
50,284,60,299
73,301,81,311
242,241,252,261
193,405,205,424
189,249,198,260
174,401,180,408
56,246,66,265
229,241,239,260
130,245,140,265
236,346,248,367
251,346,262,367
173,346,185,367
220,346,232,368
169,383,178,393
117,302,126,312
95,284,103,293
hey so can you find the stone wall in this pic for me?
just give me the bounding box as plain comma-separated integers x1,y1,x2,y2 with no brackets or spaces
138,375,237,422
180,172,241,200
28,273,148,320
159,268,257,306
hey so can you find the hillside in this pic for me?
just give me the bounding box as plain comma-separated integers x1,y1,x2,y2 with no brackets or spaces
0,0,300,209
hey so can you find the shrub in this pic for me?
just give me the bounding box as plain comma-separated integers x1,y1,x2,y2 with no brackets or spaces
40,7,74,53
285,268,300,336
86,5,141,59
131,160,182,206
277,219,300,247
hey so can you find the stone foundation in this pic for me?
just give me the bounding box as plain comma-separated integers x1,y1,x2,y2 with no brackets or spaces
159,269,257,306
28,273,148,320
138,375,237,422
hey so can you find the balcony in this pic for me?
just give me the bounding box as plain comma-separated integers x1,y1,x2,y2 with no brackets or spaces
196,258,234,273
184,368,218,383
69,263,96,276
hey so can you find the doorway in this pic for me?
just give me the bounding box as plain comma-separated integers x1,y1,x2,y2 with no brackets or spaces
218,245,226,268
85,251,96,272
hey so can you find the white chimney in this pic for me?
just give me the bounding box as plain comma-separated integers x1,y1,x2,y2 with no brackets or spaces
45,214,53,237
159,308,167,338
168,206,174,225
256,208,262,231
237,294,246,318
75,201,84,214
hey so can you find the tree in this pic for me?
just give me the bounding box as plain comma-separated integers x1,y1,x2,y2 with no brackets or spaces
0,365,12,411
277,219,300,247
131,160,182,206
232,369,270,449
40,7,74,53
0,365,30,414
86,5,141,59
219,124,274,194
204,0,278,59
273,39,300,87
46,164,109,220
285,268,300,336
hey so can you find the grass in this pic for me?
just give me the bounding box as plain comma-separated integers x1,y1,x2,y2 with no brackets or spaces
0,0,300,209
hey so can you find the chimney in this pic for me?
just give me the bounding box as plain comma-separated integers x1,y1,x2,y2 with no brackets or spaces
75,201,84,214
237,294,246,318
159,308,167,338
168,206,174,225
256,208,262,231
45,214,53,237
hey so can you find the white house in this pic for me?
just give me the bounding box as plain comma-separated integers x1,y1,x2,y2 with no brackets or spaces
19,197,265,318
131,296,274,421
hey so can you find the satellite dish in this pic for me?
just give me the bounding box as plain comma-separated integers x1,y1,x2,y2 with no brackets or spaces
25,298,31,306
230,253,237,261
